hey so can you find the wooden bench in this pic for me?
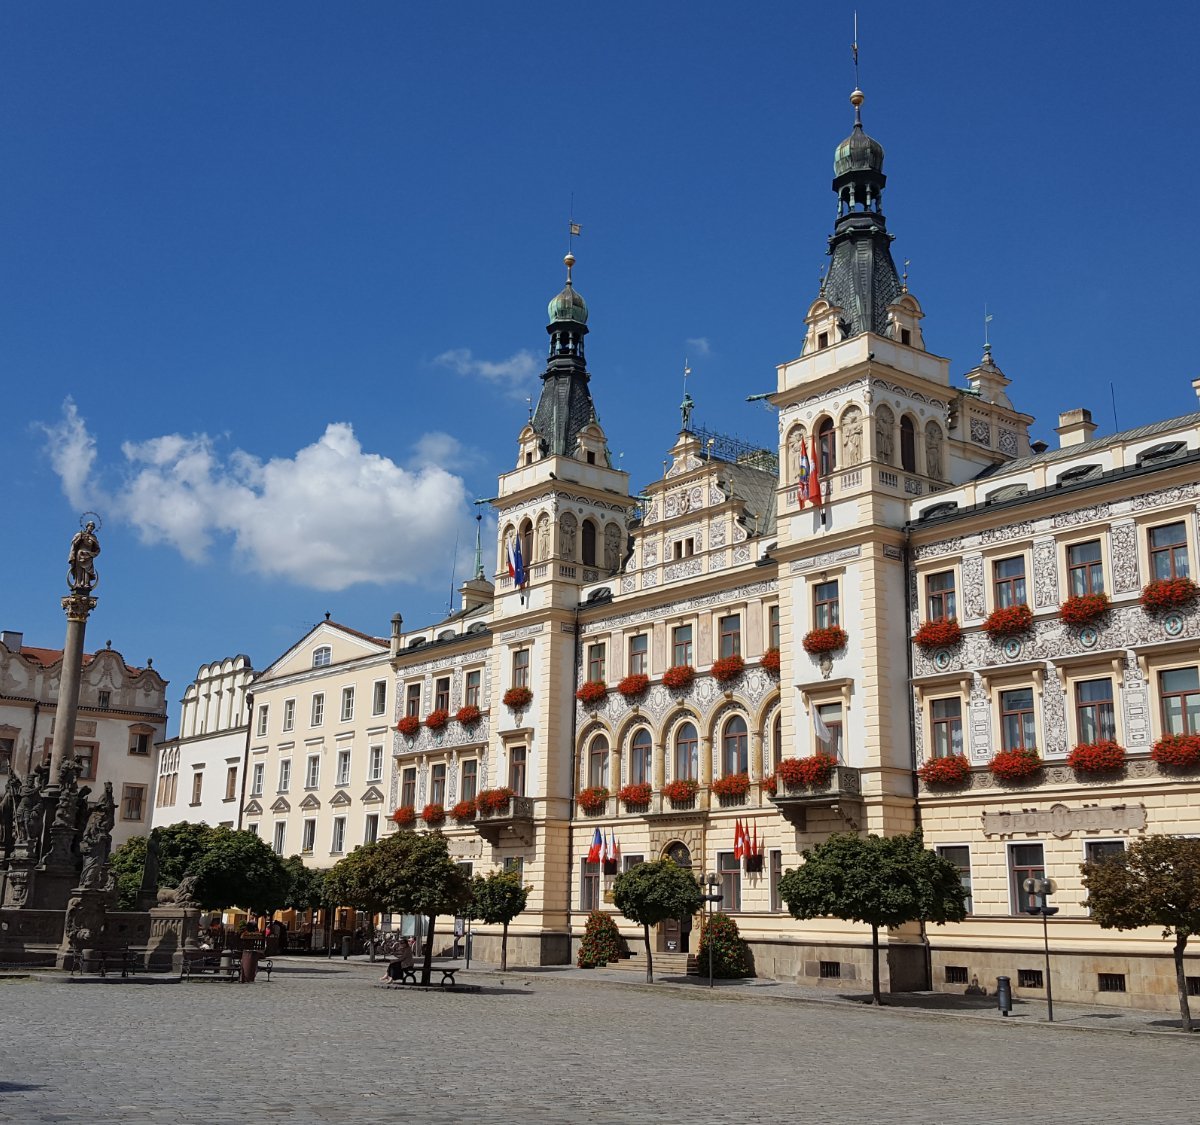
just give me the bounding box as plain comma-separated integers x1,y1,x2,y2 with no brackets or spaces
70,946,142,978
382,965,460,989
182,953,274,982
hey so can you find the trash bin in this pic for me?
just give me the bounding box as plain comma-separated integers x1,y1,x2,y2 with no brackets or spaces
240,950,259,983
342,935,352,960
996,975,1012,1016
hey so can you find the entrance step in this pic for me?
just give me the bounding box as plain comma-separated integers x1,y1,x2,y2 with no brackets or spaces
602,951,697,976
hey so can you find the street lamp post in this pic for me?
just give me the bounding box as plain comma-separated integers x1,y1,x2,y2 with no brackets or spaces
703,873,723,990
1023,877,1059,1022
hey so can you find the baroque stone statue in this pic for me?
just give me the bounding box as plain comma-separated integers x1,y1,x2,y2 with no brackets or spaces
604,524,622,573
842,407,863,466
559,512,577,560
925,421,944,480
0,773,19,855
79,782,116,890
68,521,101,593
13,770,45,849
875,406,895,465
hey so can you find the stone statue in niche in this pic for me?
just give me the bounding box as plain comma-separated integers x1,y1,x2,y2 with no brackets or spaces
559,512,577,560
603,525,621,573
535,516,551,562
842,407,863,465
925,422,944,480
875,406,895,465
787,427,807,482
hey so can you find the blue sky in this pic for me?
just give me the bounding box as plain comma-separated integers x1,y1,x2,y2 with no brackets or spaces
3,3,1197,728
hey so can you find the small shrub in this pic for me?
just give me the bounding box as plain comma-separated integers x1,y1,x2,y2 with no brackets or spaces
577,909,627,968
696,912,754,978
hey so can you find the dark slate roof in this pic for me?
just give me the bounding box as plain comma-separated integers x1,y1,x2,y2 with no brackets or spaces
531,369,595,458
720,460,778,539
823,227,904,339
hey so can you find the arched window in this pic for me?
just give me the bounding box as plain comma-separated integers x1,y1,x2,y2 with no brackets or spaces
520,518,534,571
900,416,917,473
722,715,748,776
312,646,331,669
772,713,783,772
581,519,597,567
630,728,653,786
818,417,837,474
587,735,609,788
674,722,698,780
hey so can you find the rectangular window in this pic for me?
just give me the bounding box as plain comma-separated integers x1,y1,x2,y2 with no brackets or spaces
331,816,346,854
278,760,291,793
936,845,973,914
405,683,421,718
718,614,742,659
372,679,387,716
431,763,447,805
673,537,695,560
1067,540,1105,596
628,634,648,676
816,703,843,760
336,749,352,787
121,784,146,821
813,580,840,629
435,677,451,713
302,819,316,855
465,670,481,708
1009,842,1046,914
768,604,781,651
460,759,478,801
129,732,151,756
1075,678,1116,743
256,705,269,738
311,693,325,727
75,745,96,781
224,765,238,801
993,556,1027,609
368,745,383,782
98,690,111,710
1085,840,1125,866
580,859,600,910
340,687,355,723
251,762,265,797
930,697,963,758
587,644,606,683
190,772,204,806
282,699,295,732
509,746,527,796
769,849,783,912
1161,667,1200,735
672,624,693,667
305,754,320,789
622,854,645,873
1000,688,1037,752
273,822,286,854
400,768,417,808
1150,521,1189,580
588,741,609,788
512,649,530,689
247,822,259,837
503,856,524,880
717,851,742,912
364,813,379,845
926,570,957,621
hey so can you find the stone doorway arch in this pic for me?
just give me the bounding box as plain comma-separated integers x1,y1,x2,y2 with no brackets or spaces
659,840,694,953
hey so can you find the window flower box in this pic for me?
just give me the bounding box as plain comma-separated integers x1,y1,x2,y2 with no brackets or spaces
475,786,517,816
983,603,1033,639
711,772,750,798
618,782,652,810
617,673,650,700
450,798,477,822
914,618,962,651
575,680,608,707
424,709,449,732
576,785,609,814
802,626,848,656
503,686,533,710
711,654,745,684
761,648,781,675
396,716,421,738
1066,739,1126,773
662,778,699,807
743,854,764,874
662,664,695,690
762,773,778,796
1150,733,1200,770
421,802,446,826
391,805,416,828
776,754,837,789
455,704,481,727
1059,593,1111,628
917,753,972,786
1141,577,1200,614
988,747,1042,781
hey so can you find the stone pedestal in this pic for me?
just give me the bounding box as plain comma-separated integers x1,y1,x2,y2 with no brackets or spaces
146,905,202,973
55,886,118,970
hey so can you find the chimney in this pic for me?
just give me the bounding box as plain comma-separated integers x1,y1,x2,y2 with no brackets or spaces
0,630,22,652
1055,407,1097,448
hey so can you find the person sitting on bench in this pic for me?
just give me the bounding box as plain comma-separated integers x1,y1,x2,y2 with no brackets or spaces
381,941,415,982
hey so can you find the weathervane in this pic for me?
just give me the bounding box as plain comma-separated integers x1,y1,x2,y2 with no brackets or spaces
984,304,994,352
852,10,860,87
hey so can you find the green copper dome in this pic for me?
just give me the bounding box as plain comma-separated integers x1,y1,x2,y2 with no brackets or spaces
547,252,588,325
833,90,884,177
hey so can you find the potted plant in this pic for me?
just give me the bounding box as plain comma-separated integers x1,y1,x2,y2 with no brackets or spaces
914,618,962,650
983,603,1034,639
711,772,750,798
1060,593,1111,628
396,715,420,738
424,708,449,732
775,754,838,789
917,754,972,786
421,802,446,826
618,782,652,810
617,673,650,700
1151,733,1200,770
802,626,848,656
503,686,533,710
391,805,416,828
476,786,517,816
1141,577,1200,614
455,704,481,726
661,778,699,807
1066,739,1126,773
761,648,781,675
662,664,695,690
989,747,1042,781
576,785,609,814
711,654,745,684
575,680,608,707
450,798,477,822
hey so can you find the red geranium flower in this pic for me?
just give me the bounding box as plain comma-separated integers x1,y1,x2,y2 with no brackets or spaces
1141,578,1200,614
711,772,750,797
1151,733,1200,770
662,665,695,690
1060,594,1110,628
391,805,416,827
421,802,446,826
761,648,781,675
983,604,1034,639
617,673,650,700
662,778,699,804
455,704,481,726
775,755,837,788
917,754,972,786
802,627,847,656
914,619,962,650
503,686,533,710
618,782,652,808
576,786,609,813
396,716,420,738
989,747,1042,781
450,798,477,821
711,655,745,684
424,709,449,731
575,680,608,707
1066,740,1125,773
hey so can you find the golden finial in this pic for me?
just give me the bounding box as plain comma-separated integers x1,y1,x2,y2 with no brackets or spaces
564,251,575,284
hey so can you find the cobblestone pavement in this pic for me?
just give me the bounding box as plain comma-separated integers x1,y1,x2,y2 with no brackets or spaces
2,960,1198,1125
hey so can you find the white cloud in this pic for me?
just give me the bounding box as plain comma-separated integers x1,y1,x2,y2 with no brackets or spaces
685,337,712,359
433,347,539,398
41,403,469,592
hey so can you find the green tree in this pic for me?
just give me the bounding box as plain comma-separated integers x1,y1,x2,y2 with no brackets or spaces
612,858,703,983
189,827,291,914
282,855,328,913
324,834,401,958
778,830,967,1004
109,822,222,908
469,869,529,971
696,911,754,979
1083,835,1200,1032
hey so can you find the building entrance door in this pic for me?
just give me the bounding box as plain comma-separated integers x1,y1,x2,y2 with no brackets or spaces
658,841,692,952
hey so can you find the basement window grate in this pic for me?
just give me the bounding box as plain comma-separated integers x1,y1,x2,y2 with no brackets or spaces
945,966,969,985
819,961,841,979
1187,977,1200,997
1017,968,1043,989
1098,973,1127,993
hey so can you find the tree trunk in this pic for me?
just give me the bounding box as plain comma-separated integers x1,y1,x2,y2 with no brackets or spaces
421,914,436,986
368,917,377,963
501,920,509,972
871,923,882,1005
1174,933,1193,1033
643,922,654,984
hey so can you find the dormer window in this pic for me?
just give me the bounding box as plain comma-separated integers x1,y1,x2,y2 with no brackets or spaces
586,451,596,464
901,328,911,346
312,646,331,669
817,332,829,350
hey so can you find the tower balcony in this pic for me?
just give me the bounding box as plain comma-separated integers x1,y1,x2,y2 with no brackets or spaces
768,766,863,830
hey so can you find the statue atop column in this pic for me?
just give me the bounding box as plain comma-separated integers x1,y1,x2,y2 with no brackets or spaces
68,520,101,594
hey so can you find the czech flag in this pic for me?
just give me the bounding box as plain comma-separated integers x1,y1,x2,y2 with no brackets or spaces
798,441,810,507
507,535,526,589
587,827,602,863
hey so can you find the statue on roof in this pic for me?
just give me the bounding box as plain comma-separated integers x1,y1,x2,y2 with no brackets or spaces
680,392,695,432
